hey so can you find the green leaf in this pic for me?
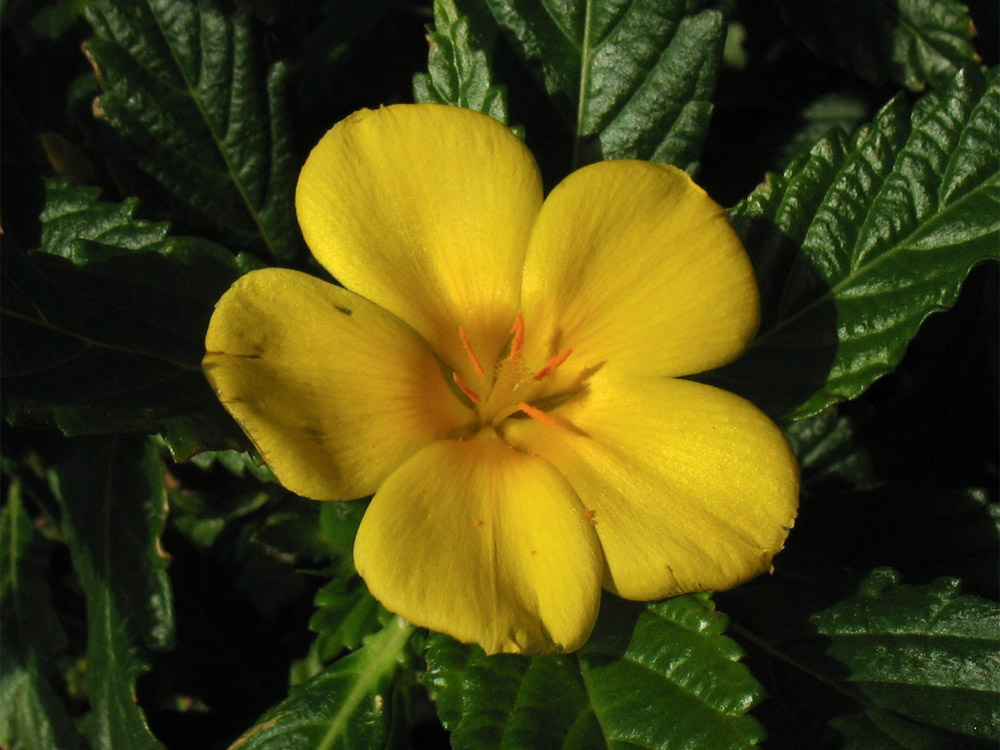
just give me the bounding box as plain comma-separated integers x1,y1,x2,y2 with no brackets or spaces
303,503,386,669
710,65,999,419
83,0,302,261
779,0,981,92
231,618,415,750
414,0,513,126
483,0,725,169
1,179,252,459
0,482,83,750
308,574,387,663
425,593,764,748
187,448,276,483
783,409,877,491
814,569,999,744
721,564,1000,748
51,436,173,750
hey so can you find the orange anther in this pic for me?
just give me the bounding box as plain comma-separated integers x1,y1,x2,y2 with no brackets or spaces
473,519,484,527
510,313,525,362
517,401,562,429
533,348,573,380
452,372,481,403
584,508,596,525
459,327,485,375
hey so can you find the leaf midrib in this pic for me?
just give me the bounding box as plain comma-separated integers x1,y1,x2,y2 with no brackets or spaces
753,171,999,348
572,0,595,169
97,0,283,260
316,620,414,750
0,306,202,374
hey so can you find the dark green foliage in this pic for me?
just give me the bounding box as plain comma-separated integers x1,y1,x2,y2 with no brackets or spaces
1,180,255,459
720,565,1000,749
1,0,996,747
425,594,765,748
230,619,416,750
53,436,173,749
414,0,513,126
480,0,725,169
83,0,304,262
711,66,999,419
0,485,83,750
780,0,980,91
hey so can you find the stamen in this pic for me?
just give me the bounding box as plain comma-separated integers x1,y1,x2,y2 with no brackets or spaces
459,327,485,375
517,401,562,429
510,313,525,362
452,372,482,404
533,349,573,380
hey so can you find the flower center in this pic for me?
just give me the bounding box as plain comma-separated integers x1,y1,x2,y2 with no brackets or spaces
449,313,574,437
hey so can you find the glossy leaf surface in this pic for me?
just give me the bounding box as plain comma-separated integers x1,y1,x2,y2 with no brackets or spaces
781,0,980,91
84,0,302,261
482,0,725,168
713,66,999,419
231,618,414,750
425,593,764,748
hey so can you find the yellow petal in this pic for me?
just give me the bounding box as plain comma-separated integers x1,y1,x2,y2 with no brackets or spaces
203,268,468,501
505,368,798,599
296,104,543,373
519,160,759,378
354,430,603,654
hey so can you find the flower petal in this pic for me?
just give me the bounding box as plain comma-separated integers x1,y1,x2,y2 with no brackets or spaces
203,268,468,501
519,160,759,378
354,431,603,654
296,104,543,372
505,369,798,600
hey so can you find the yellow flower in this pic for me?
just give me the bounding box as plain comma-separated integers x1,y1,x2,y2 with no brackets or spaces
203,104,798,655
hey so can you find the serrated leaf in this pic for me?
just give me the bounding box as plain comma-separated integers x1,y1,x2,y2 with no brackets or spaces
83,0,302,261
813,569,999,743
483,0,724,169
231,618,414,750
709,66,999,420
719,563,1000,748
1,179,252,458
414,0,512,126
51,436,173,750
424,593,764,749
188,448,276,483
780,0,980,92
0,483,83,750
306,503,386,664
308,575,387,662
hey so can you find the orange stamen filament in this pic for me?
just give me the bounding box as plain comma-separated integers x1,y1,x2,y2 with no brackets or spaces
533,349,573,380
459,327,485,375
510,313,525,363
453,316,572,432
452,372,481,403
517,401,562,429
